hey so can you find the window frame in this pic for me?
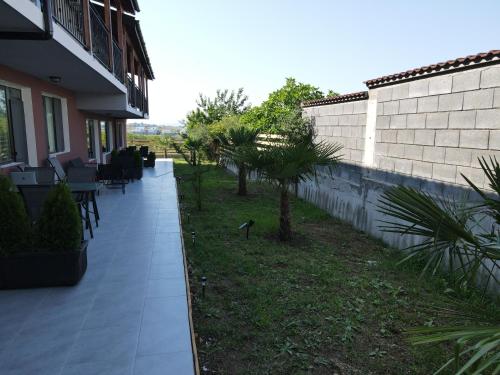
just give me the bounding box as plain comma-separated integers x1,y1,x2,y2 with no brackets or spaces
42,94,68,155
0,85,13,164
86,119,96,159
100,120,111,153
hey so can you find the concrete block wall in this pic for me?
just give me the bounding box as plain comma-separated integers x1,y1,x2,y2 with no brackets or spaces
303,100,368,164
373,65,500,188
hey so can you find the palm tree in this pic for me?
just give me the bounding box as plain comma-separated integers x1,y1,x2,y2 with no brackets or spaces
221,126,260,196
378,157,500,373
239,121,341,241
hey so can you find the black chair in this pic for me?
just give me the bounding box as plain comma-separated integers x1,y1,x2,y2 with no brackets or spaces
67,167,100,228
17,185,52,223
139,146,149,158
97,163,126,194
24,167,55,185
48,157,66,181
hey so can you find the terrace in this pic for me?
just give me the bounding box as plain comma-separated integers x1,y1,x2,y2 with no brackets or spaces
0,160,195,375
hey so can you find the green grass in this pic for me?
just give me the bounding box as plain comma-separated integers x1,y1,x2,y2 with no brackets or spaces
175,160,498,375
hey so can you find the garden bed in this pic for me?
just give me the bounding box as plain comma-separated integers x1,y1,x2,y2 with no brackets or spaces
176,161,497,375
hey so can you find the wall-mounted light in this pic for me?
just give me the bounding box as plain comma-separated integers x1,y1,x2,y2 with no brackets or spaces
49,76,62,84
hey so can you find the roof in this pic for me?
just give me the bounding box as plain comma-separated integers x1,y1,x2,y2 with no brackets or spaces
121,0,140,14
302,91,368,107
365,50,500,88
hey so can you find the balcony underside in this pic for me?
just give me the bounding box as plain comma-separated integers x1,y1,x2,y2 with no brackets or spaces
76,93,148,119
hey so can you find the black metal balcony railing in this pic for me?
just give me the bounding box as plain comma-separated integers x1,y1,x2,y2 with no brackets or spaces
112,40,124,83
89,6,110,69
126,77,148,114
51,0,85,45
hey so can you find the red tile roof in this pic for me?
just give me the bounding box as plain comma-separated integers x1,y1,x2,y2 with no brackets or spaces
364,50,500,88
302,91,368,107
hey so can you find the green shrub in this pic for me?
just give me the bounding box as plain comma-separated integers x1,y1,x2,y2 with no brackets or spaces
0,176,32,255
36,183,81,251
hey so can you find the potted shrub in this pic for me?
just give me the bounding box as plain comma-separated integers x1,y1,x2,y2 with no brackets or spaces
0,181,88,289
133,150,143,179
144,151,156,168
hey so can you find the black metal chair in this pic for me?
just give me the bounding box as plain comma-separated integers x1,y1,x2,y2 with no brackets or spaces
67,167,100,228
48,157,66,181
24,167,55,185
17,185,52,223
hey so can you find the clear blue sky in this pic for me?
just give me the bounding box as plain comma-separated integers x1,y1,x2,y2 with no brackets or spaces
137,0,500,125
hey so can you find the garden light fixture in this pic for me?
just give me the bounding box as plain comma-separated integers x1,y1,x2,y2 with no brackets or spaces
239,219,255,239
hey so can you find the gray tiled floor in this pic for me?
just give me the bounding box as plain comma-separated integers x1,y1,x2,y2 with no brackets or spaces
0,160,195,375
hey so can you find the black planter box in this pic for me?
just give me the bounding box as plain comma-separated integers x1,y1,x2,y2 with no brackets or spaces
0,242,88,289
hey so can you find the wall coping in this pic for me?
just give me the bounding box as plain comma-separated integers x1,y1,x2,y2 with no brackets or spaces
302,91,368,107
364,50,500,88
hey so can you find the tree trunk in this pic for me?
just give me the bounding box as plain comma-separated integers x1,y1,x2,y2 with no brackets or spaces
279,185,292,241
237,164,247,196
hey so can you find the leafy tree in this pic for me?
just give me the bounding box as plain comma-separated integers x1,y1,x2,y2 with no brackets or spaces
241,78,325,132
378,157,500,373
238,116,342,240
220,122,260,196
186,88,250,130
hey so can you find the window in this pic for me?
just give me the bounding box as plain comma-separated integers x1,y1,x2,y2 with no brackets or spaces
0,87,11,163
0,86,27,164
86,119,95,159
114,122,123,150
100,120,111,153
43,96,64,153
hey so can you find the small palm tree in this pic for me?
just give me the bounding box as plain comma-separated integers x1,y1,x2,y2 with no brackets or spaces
239,116,341,241
221,126,260,196
172,130,210,210
378,157,500,373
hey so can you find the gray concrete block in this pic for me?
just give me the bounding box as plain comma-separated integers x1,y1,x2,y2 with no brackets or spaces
341,127,351,137
463,89,494,110
377,87,393,102
343,102,354,115
415,129,436,146
417,96,439,112
384,101,399,115
379,156,395,171
338,115,350,126
392,83,410,100
333,104,344,115
480,66,500,88
476,109,500,129
375,142,389,156
375,130,382,143
382,129,397,143
456,166,485,188
377,115,391,129
404,144,423,160
394,158,413,175
459,130,489,149
350,149,363,162
449,110,476,129
357,114,367,126
356,138,365,150
409,79,429,98
353,100,368,114
345,138,357,149
426,112,449,129
429,75,452,95
435,130,460,147
432,163,457,183
434,130,460,147
390,114,407,129
423,146,445,163
452,70,481,92
445,147,472,166
351,126,363,138
399,98,417,114
495,88,500,108
407,113,427,129
377,102,384,116
471,150,500,167
332,127,342,137
388,143,405,158
438,93,464,112
397,129,415,144
490,130,500,150
412,160,433,179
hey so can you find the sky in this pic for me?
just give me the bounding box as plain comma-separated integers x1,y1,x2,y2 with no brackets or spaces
136,0,500,126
